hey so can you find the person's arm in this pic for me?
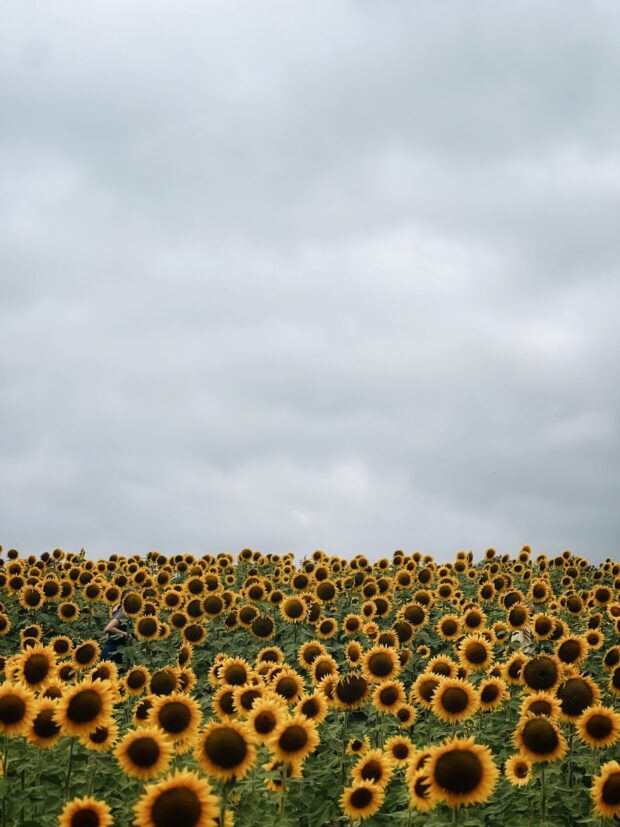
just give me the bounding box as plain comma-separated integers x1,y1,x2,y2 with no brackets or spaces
105,616,127,636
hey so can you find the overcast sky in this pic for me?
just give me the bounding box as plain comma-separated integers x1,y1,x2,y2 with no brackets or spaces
1,2,619,564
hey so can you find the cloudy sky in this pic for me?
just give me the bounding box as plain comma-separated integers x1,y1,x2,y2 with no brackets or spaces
1,2,619,563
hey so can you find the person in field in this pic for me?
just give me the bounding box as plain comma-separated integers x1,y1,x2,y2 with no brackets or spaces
101,590,130,665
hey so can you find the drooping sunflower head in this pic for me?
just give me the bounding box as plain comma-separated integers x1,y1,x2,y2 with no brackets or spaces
406,768,436,812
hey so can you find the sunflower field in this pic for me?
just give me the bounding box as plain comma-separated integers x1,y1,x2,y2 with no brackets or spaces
1,545,620,826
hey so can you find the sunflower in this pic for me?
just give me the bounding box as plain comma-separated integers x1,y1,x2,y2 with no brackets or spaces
25,699,63,749
133,769,220,827
478,677,509,712
116,726,174,779
0,682,36,736
58,601,80,622
14,644,57,691
436,614,461,641
577,705,620,749
268,714,320,765
272,669,305,705
609,667,620,696
514,714,567,763
148,692,202,749
384,735,414,766
347,736,370,756
219,658,252,688
458,635,493,672
411,673,441,710
427,736,498,807
54,678,115,736
591,760,620,819
394,703,417,729
194,721,256,781
311,655,338,685
81,720,119,753
280,597,307,623
361,646,401,684
519,691,561,720
502,653,526,685
295,692,328,724
125,666,150,696
51,636,73,659
341,782,385,820
406,768,436,812
431,678,479,723
135,616,161,642
58,796,113,827
0,614,11,636
555,636,588,668
150,668,179,696
246,697,286,744
333,675,370,711
72,640,101,671
232,684,264,717
371,680,404,714
427,656,458,679
297,641,327,671
504,753,532,787
556,675,600,720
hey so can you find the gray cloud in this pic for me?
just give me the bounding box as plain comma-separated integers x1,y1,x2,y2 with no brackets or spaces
1,1,619,562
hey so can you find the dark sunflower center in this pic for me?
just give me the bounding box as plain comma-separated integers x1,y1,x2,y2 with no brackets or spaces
240,690,262,711
480,685,499,703
24,654,50,684
523,657,558,690
557,678,594,717
254,711,277,735
434,749,483,793
127,736,160,767
151,670,177,695
75,644,96,665
139,618,158,636
204,727,248,768
464,643,487,664
33,709,61,739
67,690,103,723
350,786,373,808
379,686,399,706
368,652,393,678
301,698,319,717
159,702,192,734
224,666,247,686
70,807,101,827
217,692,235,716
393,743,409,760
0,695,26,724
528,700,552,716
278,724,308,753
397,707,412,722
586,714,613,739
361,759,383,782
419,679,439,702
414,775,431,798
89,726,109,745
127,670,146,689
276,678,298,700
442,620,458,636
440,687,468,713
602,773,620,806
515,762,528,778
284,600,304,619
336,676,368,704
151,787,201,827
521,718,559,755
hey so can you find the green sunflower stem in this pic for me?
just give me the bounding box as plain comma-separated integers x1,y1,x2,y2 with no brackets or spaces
65,737,75,796
278,767,287,820
453,804,460,824
221,780,231,827
568,727,574,789
540,763,546,822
